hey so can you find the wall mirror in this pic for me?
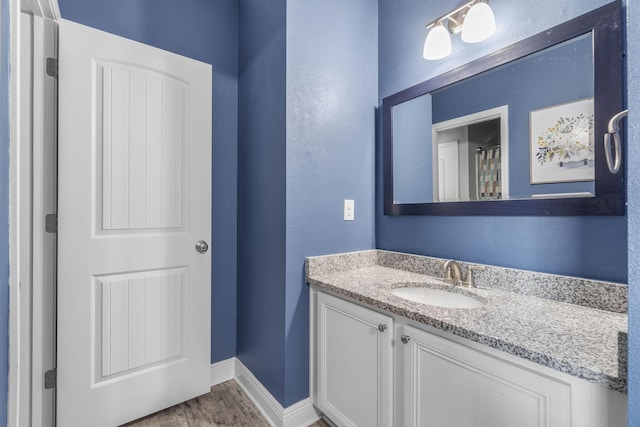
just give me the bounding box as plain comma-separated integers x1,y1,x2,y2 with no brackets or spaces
383,1,624,216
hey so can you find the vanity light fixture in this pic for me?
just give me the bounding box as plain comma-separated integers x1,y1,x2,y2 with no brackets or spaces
461,1,496,43
423,0,496,60
423,22,452,60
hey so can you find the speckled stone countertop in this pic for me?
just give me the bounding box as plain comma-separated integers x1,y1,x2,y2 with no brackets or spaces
306,250,628,393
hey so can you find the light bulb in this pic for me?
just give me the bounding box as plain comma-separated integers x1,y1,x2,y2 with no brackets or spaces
461,2,496,43
423,23,452,60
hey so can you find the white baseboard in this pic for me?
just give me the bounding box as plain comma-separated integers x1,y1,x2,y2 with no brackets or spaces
210,358,236,386
212,358,321,427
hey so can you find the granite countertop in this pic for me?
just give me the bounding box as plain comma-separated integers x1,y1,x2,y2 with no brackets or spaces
307,256,628,393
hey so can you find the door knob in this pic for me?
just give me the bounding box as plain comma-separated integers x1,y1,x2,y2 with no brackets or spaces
195,240,209,254
378,324,388,332
401,335,411,344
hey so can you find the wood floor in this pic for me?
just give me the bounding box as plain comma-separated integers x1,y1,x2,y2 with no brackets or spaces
122,380,331,427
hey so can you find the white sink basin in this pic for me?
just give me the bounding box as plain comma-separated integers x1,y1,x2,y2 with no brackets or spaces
391,287,484,309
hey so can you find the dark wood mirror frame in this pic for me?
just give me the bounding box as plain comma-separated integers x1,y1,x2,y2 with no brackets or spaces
383,1,624,216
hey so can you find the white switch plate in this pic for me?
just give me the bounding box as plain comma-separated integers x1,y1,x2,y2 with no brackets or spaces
344,199,355,221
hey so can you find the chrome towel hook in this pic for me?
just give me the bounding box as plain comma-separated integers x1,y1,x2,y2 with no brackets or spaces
604,109,628,174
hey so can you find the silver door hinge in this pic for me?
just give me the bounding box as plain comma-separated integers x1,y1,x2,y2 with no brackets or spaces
44,369,56,389
46,57,58,78
45,214,57,233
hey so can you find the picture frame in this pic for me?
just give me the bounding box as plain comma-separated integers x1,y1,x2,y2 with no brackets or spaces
530,98,595,184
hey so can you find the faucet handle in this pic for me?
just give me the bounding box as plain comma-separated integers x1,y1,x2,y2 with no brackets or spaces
461,265,487,287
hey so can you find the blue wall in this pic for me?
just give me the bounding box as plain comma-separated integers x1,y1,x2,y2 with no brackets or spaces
285,0,378,406
237,0,377,407
626,0,639,422
377,0,627,283
237,0,288,404
57,0,240,363
0,0,10,423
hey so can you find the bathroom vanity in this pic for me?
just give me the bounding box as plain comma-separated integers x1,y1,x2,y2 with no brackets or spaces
307,250,627,427
310,3,628,425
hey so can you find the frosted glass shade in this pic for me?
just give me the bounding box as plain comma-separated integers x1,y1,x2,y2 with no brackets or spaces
423,24,452,60
461,2,496,43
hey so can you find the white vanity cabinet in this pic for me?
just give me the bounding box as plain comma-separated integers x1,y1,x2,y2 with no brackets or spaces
314,292,394,427
399,324,627,427
312,290,627,427
401,325,575,426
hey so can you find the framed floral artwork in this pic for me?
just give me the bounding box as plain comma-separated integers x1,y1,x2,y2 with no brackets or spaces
530,98,594,184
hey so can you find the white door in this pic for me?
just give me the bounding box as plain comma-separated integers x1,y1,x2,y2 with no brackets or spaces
57,20,212,427
437,140,460,202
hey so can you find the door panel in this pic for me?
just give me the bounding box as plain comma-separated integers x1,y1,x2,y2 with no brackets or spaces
99,62,186,231
58,19,212,427
402,325,572,427
316,293,393,427
97,268,185,378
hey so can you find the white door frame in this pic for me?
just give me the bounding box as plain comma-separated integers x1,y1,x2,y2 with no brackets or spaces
8,0,60,426
432,105,510,200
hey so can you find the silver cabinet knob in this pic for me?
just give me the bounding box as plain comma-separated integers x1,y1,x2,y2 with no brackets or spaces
378,324,388,332
400,335,411,344
195,240,209,254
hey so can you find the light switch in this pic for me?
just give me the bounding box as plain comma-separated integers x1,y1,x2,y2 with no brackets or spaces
344,199,355,221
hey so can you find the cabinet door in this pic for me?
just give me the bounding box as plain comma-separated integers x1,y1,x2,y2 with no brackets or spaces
401,325,573,427
316,292,393,427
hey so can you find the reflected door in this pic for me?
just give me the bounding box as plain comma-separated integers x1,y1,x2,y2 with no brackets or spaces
437,141,460,202
58,20,212,426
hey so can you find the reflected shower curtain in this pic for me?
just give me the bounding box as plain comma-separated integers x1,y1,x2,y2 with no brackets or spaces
476,146,501,200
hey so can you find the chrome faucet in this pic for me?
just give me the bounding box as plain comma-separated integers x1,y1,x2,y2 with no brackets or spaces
442,259,463,285
441,259,488,287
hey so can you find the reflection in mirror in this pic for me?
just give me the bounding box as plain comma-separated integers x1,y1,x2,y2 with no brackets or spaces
391,32,594,204
392,95,432,203
432,107,506,202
